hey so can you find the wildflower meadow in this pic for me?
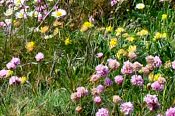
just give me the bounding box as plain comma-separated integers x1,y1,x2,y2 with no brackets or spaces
1,0,175,116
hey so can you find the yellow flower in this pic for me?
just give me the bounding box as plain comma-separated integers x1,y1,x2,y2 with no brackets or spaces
106,26,113,32
153,32,167,40
20,76,27,84
65,37,72,45
53,28,59,36
136,3,145,9
126,36,135,42
162,14,168,20
148,73,154,82
116,49,127,59
80,21,93,32
109,38,118,49
154,73,161,81
148,73,161,82
128,45,137,53
115,27,125,36
137,29,149,36
25,41,35,52
122,33,129,37
6,70,13,78
162,32,167,38
40,26,49,33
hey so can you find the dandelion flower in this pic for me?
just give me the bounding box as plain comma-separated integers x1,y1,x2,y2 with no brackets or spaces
65,37,72,45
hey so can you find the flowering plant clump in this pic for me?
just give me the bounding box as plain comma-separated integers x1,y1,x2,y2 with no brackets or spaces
0,0,175,115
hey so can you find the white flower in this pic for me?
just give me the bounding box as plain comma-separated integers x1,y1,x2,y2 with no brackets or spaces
4,9,13,16
15,10,27,19
136,3,145,9
27,11,39,17
44,35,53,39
51,9,66,18
5,19,12,25
14,0,25,6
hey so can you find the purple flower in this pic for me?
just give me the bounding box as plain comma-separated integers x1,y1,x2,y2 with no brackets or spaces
35,52,44,61
0,69,8,78
172,60,175,70
94,96,102,104
154,56,162,67
131,75,144,86
104,77,113,87
95,64,109,77
120,102,134,115
144,94,160,111
9,76,21,85
96,108,109,116
107,59,120,70
114,75,124,85
121,61,133,75
151,81,164,91
166,107,175,116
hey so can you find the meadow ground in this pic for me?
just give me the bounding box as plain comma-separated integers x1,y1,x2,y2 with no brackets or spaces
0,0,175,116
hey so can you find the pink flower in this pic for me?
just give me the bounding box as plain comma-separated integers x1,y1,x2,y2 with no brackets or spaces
94,96,102,104
131,75,144,86
107,59,120,70
96,108,109,116
6,62,16,69
9,76,21,85
96,85,105,94
166,107,175,116
151,81,164,91
121,61,133,75
120,102,134,115
35,52,44,61
0,69,8,78
76,87,88,98
154,56,162,67
144,94,160,111
11,57,20,65
114,75,124,85
96,52,103,58
0,21,6,27
111,0,118,6
172,60,175,70
95,64,109,77
90,74,101,82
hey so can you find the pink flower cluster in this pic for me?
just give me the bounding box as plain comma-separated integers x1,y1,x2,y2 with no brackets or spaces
144,94,160,111
166,107,175,116
107,59,120,70
131,75,144,86
71,87,88,102
95,64,109,77
146,55,162,68
120,102,134,115
6,57,20,69
114,75,124,85
121,61,133,75
96,108,109,116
